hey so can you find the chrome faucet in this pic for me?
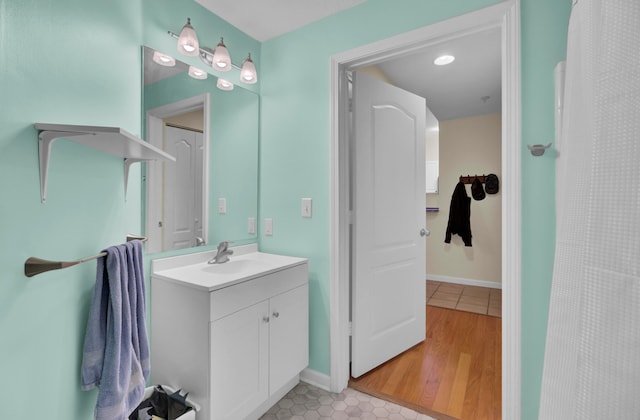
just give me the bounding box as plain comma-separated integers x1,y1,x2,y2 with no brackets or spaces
208,241,233,264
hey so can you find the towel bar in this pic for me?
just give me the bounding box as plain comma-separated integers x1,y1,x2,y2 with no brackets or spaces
24,234,147,278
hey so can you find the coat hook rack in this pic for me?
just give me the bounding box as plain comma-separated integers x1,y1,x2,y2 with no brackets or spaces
459,174,487,184
527,143,552,156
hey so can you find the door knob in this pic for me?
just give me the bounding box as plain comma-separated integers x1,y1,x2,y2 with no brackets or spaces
420,228,430,237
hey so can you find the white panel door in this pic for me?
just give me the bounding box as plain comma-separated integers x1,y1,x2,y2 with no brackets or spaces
163,126,203,250
351,72,427,378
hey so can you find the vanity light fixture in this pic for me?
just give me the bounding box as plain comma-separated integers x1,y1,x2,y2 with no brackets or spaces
212,38,232,71
434,55,455,66
152,51,176,67
216,78,234,91
240,53,257,84
169,18,258,84
177,18,199,56
188,66,207,80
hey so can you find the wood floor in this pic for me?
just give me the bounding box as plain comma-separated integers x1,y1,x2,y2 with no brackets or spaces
349,305,501,420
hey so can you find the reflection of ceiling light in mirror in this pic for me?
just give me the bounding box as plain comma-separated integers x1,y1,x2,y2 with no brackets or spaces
152,51,176,67
216,78,234,91
240,53,257,84
188,66,207,80
177,17,199,57
434,55,455,66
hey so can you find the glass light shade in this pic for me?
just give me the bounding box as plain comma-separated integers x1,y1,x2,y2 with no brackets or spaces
433,55,455,66
152,51,176,67
240,53,257,84
188,66,207,80
216,78,234,91
212,38,232,71
177,18,199,57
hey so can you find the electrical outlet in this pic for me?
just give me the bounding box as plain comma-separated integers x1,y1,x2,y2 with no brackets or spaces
264,218,273,236
248,217,256,234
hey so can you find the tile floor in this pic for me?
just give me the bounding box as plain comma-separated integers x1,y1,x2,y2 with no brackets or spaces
260,382,438,420
426,280,501,317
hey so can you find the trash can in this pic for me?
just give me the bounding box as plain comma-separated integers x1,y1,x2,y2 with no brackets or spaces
134,385,200,420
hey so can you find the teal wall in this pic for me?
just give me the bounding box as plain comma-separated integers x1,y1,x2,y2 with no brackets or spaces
0,0,258,418
258,1,570,419
0,0,570,418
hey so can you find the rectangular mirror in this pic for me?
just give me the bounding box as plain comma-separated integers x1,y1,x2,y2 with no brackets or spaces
142,46,259,253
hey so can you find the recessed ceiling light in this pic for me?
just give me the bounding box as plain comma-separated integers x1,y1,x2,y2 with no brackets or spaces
434,55,455,66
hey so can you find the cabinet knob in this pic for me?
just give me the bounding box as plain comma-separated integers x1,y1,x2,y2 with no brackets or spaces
262,316,270,323
272,311,280,318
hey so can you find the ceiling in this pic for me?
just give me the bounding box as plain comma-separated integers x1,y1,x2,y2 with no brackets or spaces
194,0,367,42
170,1,502,122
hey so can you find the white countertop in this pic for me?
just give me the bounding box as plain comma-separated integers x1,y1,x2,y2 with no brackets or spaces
151,244,308,292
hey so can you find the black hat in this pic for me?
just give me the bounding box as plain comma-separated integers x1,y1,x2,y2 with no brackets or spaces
485,173,499,194
471,176,485,201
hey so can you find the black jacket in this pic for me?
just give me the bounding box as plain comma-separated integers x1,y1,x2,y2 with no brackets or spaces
444,181,472,246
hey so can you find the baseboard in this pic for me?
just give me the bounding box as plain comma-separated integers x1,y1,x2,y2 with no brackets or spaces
426,274,502,289
300,368,331,392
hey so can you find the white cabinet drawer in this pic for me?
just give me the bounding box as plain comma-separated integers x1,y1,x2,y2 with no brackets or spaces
210,263,308,321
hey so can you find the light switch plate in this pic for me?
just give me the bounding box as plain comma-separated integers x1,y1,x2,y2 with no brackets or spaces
218,198,227,214
301,198,312,218
248,217,256,234
264,218,273,236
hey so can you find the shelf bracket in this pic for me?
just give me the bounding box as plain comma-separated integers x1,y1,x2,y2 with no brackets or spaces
124,158,144,200
38,130,89,203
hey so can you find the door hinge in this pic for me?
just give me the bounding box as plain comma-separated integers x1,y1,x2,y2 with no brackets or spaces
348,321,353,336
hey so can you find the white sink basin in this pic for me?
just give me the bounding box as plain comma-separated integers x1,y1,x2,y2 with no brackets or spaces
151,246,307,291
203,258,272,275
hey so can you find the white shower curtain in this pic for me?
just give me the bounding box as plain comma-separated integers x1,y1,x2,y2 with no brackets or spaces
539,0,640,419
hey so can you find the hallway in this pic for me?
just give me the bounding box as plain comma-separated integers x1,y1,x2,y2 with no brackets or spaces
349,304,501,420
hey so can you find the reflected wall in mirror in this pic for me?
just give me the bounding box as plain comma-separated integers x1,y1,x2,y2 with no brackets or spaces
143,46,259,253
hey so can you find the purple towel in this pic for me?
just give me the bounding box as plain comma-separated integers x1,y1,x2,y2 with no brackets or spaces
81,240,150,420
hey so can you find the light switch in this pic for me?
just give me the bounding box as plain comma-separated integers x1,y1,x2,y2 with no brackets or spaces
264,218,273,236
218,198,227,214
301,198,313,218
248,217,256,234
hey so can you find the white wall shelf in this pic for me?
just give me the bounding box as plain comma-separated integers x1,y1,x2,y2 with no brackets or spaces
35,123,176,203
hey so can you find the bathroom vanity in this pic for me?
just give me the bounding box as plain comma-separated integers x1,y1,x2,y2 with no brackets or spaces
151,245,309,420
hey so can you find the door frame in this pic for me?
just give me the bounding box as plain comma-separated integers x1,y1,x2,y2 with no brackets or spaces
329,1,521,419
146,93,210,253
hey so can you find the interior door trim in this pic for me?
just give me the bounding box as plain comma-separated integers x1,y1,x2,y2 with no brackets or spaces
329,2,521,419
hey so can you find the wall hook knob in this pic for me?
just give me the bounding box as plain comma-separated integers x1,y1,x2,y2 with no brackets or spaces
527,143,552,156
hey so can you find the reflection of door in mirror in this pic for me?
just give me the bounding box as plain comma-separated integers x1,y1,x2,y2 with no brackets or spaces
146,95,209,253
164,123,204,250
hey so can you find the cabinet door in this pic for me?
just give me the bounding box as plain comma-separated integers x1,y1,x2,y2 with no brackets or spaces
269,284,309,392
210,300,269,419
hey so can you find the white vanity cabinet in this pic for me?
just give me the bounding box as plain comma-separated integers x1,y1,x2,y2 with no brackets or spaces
151,250,308,420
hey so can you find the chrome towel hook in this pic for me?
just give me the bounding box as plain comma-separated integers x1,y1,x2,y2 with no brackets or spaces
527,143,552,156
